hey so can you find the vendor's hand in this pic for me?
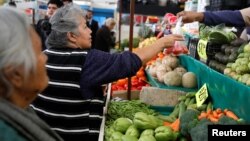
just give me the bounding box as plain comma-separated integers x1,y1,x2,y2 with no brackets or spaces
157,34,184,48
177,11,204,23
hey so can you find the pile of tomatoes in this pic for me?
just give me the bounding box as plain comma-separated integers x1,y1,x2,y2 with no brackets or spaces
111,67,150,91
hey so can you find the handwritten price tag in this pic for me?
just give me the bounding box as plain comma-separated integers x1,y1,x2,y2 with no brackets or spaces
195,84,209,107
197,39,208,60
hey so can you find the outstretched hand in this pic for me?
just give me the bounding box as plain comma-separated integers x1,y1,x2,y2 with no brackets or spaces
177,11,204,24
157,34,184,48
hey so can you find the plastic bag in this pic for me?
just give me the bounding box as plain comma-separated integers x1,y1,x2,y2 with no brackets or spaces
168,17,189,56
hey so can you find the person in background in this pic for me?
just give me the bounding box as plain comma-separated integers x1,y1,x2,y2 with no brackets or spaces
36,0,63,50
94,18,116,52
8,1,16,7
86,7,99,48
0,7,63,141
62,0,72,5
30,4,184,141
177,7,250,40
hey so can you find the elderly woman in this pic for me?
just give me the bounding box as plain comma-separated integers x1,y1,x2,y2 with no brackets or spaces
94,17,116,52
30,4,183,141
0,7,63,141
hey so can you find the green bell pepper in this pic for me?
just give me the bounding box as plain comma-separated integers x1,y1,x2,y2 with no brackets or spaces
110,131,123,141
125,125,140,138
138,135,156,141
113,118,133,133
121,135,138,141
133,112,158,130
154,126,175,141
140,129,154,137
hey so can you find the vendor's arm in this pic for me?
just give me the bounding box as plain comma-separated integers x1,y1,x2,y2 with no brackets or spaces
240,7,250,26
177,9,247,27
203,10,245,27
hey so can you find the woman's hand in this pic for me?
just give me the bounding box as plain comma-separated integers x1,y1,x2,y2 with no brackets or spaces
156,34,184,48
177,11,204,23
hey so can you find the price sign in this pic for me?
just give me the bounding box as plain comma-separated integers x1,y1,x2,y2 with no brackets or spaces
195,84,209,107
197,39,208,60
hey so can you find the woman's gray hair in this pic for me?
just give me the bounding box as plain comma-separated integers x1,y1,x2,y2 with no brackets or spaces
105,18,116,27
0,7,36,97
47,4,86,48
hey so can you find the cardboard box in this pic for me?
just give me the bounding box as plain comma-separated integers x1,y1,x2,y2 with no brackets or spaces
111,90,140,100
139,87,186,106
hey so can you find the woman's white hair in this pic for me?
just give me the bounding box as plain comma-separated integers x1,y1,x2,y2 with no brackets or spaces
0,7,36,97
47,4,87,48
105,17,116,27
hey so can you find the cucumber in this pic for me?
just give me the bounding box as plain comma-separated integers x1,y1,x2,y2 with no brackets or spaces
185,92,196,98
178,95,186,102
169,105,180,118
187,104,197,110
206,101,213,112
157,115,176,123
178,101,187,118
188,98,196,105
197,104,207,111
184,98,191,106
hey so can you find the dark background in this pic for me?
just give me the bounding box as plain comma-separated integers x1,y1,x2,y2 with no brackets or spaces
120,0,183,16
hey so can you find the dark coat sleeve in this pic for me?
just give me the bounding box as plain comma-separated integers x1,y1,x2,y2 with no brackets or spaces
203,10,245,27
80,49,142,87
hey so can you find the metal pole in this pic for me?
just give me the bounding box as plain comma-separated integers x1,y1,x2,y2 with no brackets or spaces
127,0,135,100
118,0,122,51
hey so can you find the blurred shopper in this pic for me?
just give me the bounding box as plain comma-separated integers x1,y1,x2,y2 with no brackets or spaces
94,18,116,52
8,0,16,7
0,7,63,141
36,0,63,50
30,4,184,141
86,7,99,48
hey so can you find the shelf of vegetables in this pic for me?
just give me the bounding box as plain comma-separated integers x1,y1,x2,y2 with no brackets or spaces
179,54,250,123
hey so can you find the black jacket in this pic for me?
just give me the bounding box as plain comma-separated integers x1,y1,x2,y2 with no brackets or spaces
94,25,114,52
87,19,99,48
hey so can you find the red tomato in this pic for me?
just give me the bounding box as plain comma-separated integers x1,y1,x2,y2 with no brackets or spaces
111,85,118,91
116,79,127,86
136,70,145,78
136,85,143,90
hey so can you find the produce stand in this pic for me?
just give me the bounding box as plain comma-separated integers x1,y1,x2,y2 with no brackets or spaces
98,83,111,141
146,70,197,92
179,55,250,123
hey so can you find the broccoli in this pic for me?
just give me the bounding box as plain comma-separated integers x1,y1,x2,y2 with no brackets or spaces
218,115,240,125
189,119,214,141
180,109,200,136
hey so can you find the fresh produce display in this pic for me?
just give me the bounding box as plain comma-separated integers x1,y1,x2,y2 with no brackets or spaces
199,24,237,44
208,38,247,73
156,91,210,124
179,108,245,141
106,100,157,125
111,67,150,91
146,55,197,88
105,111,179,141
138,37,157,48
223,43,250,86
